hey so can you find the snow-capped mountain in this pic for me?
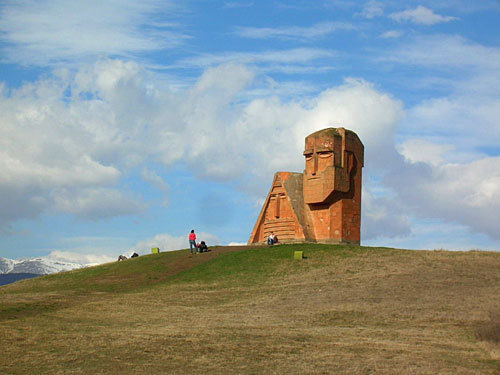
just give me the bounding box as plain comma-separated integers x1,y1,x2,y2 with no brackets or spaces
0,257,15,274
0,256,87,275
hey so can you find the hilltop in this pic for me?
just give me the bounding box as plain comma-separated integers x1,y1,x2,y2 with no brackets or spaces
1,244,499,374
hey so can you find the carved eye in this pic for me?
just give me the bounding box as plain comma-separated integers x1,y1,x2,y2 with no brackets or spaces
318,151,333,158
304,152,313,160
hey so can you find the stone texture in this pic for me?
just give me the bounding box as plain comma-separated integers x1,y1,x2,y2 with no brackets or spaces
248,127,364,245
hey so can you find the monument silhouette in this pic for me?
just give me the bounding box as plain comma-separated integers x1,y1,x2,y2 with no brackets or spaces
249,127,364,244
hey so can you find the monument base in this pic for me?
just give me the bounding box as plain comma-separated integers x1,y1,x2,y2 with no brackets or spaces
253,239,360,246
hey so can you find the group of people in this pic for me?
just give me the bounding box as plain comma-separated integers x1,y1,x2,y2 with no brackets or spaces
267,232,279,246
117,230,210,262
189,230,209,254
119,228,282,262
117,252,139,261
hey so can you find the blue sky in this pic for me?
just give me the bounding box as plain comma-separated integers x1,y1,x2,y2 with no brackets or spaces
1,0,500,264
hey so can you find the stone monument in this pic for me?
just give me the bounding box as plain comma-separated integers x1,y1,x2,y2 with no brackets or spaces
248,127,364,244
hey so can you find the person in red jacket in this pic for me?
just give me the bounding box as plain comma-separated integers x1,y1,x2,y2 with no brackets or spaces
189,229,197,254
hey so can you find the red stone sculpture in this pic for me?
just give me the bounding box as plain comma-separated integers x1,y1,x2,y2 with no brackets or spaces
248,127,364,244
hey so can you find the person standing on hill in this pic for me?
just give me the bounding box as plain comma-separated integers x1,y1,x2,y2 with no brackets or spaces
189,230,197,254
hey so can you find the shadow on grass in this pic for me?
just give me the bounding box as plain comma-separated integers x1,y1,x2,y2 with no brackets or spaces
476,312,500,344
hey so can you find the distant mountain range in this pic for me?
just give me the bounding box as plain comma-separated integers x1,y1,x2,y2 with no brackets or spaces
0,256,88,285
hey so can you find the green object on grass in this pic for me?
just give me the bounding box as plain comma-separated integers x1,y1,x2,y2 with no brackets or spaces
151,247,160,254
294,251,303,260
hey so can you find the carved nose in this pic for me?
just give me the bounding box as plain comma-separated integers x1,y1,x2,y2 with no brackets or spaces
312,153,318,175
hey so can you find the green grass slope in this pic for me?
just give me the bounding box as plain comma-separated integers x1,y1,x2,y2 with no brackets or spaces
1,244,499,374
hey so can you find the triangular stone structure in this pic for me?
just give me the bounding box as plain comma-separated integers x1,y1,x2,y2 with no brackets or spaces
248,172,307,244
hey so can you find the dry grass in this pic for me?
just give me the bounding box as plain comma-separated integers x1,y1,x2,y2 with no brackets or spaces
1,245,499,374
477,313,500,344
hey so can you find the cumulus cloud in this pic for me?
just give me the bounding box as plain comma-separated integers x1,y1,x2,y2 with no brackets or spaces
298,78,404,172
0,60,406,236
369,33,500,244
0,60,152,226
397,139,455,166
385,157,500,240
2,55,499,246
389,6,458,25
35,235,140,263
362,189,411,240
51,188,146,219
0,0,186,66
367,219,499,252
46,250,115,265
0,59,416,235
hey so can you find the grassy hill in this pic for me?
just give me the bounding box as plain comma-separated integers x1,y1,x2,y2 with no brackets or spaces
1,244,499,374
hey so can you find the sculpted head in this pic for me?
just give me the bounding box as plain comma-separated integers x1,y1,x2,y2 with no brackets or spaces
303,128,341,204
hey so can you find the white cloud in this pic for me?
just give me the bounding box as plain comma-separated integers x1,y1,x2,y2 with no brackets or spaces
0,60,153,225
141,167,170,206
360,1,384,19
33,235,140,263
362,188,411,240
300,78,404,171
397,139,455,165
177,48,337,71
385,35,500,70
389,36,500,165
46,250,115,265
51,188,146,219
234,22,355,40
141,168,170,192
374,33,500,244
365,219,500,252
406,94,500,150
380,30,403,39
0,61,405,227
385,157,500,240
210,77,405,199
389,5,458,25
2,56,499,248
0,0,186,66
393,101,500,241
193,64,254,97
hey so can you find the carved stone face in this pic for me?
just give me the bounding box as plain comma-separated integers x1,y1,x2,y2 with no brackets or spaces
303,129,337,204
